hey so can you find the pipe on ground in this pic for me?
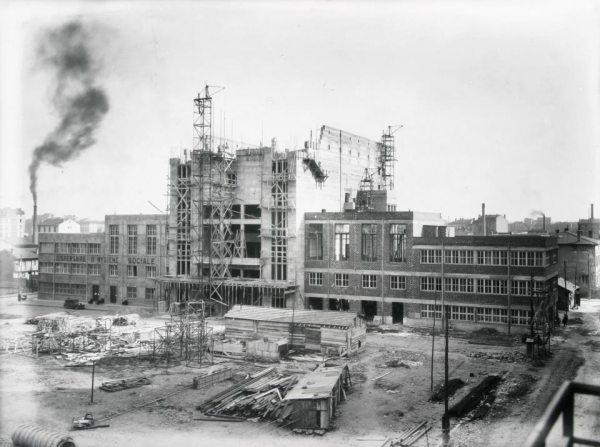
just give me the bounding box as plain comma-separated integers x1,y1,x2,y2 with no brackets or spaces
11,424,75,447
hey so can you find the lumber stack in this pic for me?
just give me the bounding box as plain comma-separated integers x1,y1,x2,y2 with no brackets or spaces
471,393,496,420
391,421,431,447
196,366,298,421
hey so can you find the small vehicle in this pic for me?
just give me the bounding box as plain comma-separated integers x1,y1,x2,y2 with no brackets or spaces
64,298,85,310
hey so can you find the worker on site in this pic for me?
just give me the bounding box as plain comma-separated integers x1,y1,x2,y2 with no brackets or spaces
563,312,569,327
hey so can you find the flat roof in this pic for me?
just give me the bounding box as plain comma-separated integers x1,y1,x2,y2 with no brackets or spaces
284,365,348,400
224,305,359,328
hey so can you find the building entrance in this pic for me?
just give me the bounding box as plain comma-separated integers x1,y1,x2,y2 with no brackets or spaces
392,302,404,324
110,286,117,303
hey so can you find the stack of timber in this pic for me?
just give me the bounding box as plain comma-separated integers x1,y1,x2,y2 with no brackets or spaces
197,367,298,421
448,375,502,418
391,422,431,446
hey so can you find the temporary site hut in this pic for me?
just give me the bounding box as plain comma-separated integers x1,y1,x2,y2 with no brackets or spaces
283,364,351,429
223,305,366,356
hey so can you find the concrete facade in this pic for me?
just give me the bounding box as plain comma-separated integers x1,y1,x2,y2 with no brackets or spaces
38,214,167,307
305,210,559,334
160,125,396,314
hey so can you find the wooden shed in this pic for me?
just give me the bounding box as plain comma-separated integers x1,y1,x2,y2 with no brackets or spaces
223,305,366,356
283,364,351,429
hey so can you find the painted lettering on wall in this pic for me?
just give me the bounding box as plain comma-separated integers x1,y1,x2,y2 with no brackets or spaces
89,256,120,264
127,257,156,265
56,255,86,263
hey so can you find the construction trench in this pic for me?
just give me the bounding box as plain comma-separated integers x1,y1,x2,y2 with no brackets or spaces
2,299,587,447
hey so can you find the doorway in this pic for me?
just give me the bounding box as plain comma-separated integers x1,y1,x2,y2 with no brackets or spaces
92,284,99,302
361,300,378,321
110,286,117,303
392,302,404,324
308,297,323,310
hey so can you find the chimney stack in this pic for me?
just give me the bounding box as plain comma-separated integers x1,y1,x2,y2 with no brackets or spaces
592,204,594,220
542,213,546,232
32,204,37,244
577,230,582,242
482,203,486,236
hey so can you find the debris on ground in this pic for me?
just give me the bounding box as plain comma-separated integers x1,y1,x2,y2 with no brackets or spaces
100,376,152,392
430,378,466,402
390,421,431,446
448,375,502,417
467,350,528,363
471,393,496,420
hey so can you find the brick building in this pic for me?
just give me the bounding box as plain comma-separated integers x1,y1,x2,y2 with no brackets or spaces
38,214,167,307
556,230,599,298
305,209,559,334
473,214,509,235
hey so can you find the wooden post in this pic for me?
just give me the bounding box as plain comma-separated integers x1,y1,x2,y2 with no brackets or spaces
91,362,96,404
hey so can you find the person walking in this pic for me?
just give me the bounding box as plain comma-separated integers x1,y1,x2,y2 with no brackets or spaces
563,312,569,327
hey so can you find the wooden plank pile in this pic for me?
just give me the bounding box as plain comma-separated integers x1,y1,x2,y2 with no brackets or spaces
391,421,431,446
196,367,298,422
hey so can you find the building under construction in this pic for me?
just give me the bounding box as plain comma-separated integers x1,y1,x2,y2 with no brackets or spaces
156,87,400,315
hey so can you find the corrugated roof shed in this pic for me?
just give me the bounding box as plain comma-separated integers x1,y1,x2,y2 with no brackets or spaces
284,365,348,400
224,305,360,328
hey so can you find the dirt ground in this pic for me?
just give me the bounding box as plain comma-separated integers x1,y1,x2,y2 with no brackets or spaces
1,299,599,447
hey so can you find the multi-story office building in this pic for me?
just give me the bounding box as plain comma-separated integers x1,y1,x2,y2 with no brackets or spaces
304,206,559,334
38,215,167,306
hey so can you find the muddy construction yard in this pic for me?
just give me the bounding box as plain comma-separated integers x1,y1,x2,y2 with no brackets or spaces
1,300,599,447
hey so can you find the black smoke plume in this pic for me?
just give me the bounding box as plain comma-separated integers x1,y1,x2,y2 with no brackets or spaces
29,21,109,204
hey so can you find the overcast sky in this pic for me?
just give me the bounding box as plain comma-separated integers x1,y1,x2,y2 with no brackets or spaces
1,0,599,223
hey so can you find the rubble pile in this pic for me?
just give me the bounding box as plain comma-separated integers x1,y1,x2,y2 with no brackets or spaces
467,350,528,363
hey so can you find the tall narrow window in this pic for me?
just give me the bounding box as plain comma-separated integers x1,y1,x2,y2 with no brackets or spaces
390,224,406,262
334,224,350,261
307,224,323,260
147,225,157,255
109,225,119,255
361,224,378,261
128,225,138,255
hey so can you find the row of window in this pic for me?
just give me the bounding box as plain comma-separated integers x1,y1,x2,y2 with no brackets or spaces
40,225,159,256
307,223,407,262
40,262,157,278
420,249,551,266
39,282,155,300
308,272,407,289
419,277,544,295
307,272,545,296
420,304,531,325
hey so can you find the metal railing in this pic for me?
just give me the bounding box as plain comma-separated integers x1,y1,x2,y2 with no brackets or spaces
525,381,600,447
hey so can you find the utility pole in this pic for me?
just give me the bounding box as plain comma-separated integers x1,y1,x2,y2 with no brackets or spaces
443,305,450,447
431,289,437,392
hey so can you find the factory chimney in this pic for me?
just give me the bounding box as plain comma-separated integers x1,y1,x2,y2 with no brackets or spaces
32,204,37,244
542,213,546,232
592,204,594,220
482,203,486,236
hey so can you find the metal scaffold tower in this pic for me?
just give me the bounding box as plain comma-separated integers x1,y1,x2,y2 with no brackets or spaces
378,125,402,191
192,85,243,310
262,150,296,283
